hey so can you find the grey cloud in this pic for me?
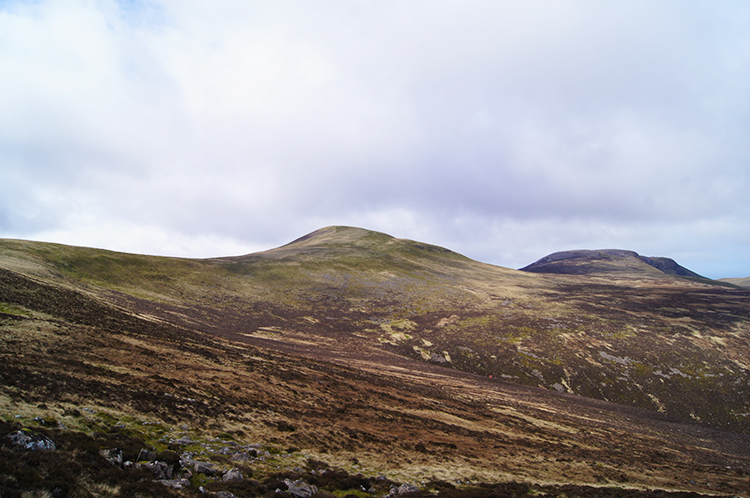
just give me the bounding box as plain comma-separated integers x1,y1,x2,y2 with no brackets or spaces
1,1,749,279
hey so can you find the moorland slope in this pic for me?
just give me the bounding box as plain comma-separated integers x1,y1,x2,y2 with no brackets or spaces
720,276,750,289
2,226,750,497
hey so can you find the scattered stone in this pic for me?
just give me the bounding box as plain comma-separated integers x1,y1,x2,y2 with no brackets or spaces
137,448,157,462
6,429,56,451
157,478,191,489
192,461,218,476
172,436,196,445
137,461,173,480
222,467,243,482
393,483,419,495
215,492,237,498
230,451,255,461
284,478,318,498
100,448,124,468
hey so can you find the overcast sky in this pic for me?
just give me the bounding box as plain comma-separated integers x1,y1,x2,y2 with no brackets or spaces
1,1,749,279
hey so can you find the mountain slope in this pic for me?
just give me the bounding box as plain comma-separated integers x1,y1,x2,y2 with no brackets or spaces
2,227,750,496
2,256,750,497
1,228,749,434
720,276,750,289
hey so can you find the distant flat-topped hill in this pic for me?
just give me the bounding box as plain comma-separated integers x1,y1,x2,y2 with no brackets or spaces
520,248,706,278
719,276,750,288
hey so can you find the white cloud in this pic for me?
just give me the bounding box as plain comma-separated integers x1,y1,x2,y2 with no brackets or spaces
1,0,749,279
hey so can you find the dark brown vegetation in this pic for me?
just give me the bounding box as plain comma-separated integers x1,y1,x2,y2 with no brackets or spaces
2,227,750,497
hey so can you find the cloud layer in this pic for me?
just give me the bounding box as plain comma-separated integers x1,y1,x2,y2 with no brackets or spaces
2,1,749,278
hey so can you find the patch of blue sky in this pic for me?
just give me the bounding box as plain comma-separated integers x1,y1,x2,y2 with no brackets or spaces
114,0,167,28
0,0,40,12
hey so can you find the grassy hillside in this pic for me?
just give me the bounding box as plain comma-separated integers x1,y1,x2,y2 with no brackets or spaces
2,227,750,437
719,276,750,289
2,253,750,497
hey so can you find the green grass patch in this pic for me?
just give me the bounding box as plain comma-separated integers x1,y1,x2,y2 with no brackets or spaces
333,489,370,498
0,302,33,317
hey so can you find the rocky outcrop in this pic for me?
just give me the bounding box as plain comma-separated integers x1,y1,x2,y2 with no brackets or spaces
138,460,174,480
137,448,157,462
100,448,124,469
222,467,243,481
5,429,55,451
96,444,197,489
283,478,318,498
214,492,237,498
389,483,419,495
156,477,191,489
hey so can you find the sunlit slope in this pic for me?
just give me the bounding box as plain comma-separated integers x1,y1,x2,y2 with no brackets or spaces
215,226,547,312
4,264,750,496
0,238,212,302
720,276,750,288
0,227,538,309
2,226,750,434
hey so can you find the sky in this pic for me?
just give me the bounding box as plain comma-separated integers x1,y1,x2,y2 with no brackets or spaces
1,1,749,279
